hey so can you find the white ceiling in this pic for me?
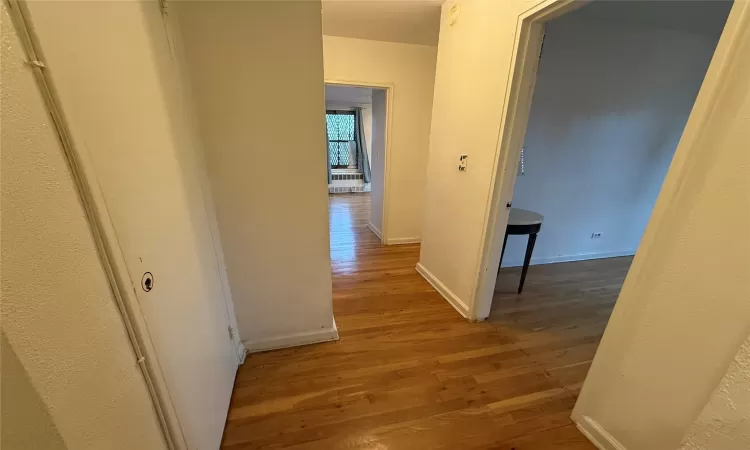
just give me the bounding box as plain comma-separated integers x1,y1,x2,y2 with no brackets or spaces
325,85,374,105
322,0,443,46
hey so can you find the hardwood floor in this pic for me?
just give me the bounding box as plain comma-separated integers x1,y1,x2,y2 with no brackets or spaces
221,194,631,449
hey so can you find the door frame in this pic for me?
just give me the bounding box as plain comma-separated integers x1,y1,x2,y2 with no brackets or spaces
325,79,394,245
471,0,748,320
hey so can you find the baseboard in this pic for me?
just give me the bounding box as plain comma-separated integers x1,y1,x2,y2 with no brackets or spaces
367,222,382,240
243,321,339,354
387,236,421,245
415,262,471,319
575,416,627,450
500,249,636,268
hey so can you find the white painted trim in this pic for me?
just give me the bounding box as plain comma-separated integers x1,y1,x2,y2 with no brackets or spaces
325,78,393,245
387,236,421,245
416,263,471,320
472,0,585,322
367,222,383,240
500,250,635,268
575,416,627,450
243,322,340,354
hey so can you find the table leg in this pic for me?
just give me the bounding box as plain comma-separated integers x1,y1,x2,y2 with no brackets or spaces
518,232,537,294
498,231,509,274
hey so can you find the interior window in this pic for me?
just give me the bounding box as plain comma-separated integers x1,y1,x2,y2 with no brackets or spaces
326,111,358,170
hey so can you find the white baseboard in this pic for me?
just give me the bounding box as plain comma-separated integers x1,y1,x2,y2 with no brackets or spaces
367,222,382,240
575,416,627,450
415,262,471,319
387,236,421,245
243,321,339,354
500,249,636,268
366,224,420,245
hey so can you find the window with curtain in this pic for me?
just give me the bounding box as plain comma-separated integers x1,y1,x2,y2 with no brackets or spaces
326,111,358,170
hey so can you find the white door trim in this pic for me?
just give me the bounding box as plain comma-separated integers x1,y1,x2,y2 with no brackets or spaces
325,78,395,245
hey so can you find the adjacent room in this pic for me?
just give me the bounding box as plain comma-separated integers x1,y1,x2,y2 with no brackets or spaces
325,84,388,266
325,85,375,196
489,0,733,390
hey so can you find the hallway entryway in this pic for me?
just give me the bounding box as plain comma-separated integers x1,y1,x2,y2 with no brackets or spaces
218,194,634,448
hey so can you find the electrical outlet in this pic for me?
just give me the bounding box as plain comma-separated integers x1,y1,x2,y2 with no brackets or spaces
591,232,603,239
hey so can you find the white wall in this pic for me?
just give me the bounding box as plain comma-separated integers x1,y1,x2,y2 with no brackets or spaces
419,0,539,313
500,6,724,267
161,1,244,363
23,1,241,448
323,36,437,242
679,335,750,450
370,89,388,234
1,4,166,447
175,1,337,350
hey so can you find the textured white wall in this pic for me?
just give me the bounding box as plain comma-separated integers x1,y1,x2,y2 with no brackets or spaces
175,1,336,349
501,6,724,267
1,333,67,449
23,1,241,448
323,36,437,241
679,336,750,450
0,4,166,448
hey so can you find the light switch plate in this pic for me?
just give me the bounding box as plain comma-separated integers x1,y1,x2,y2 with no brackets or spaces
458,154,468,171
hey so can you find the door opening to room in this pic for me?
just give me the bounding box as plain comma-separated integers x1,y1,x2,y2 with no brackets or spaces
325,83,389,268
480,0,732,395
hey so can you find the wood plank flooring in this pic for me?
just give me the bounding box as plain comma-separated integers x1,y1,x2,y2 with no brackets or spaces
221,194,631,449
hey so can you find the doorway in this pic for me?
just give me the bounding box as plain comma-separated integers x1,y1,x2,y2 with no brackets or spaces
325,83,389,256
477,0,733,388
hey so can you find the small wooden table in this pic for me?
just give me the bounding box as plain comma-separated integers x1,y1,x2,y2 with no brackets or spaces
498,208,544,294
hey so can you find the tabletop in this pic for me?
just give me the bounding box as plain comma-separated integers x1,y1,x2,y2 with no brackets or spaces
508,208,544,226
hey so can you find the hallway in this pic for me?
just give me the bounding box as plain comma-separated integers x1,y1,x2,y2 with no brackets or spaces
220,194,628,449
